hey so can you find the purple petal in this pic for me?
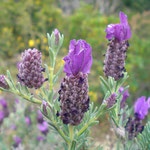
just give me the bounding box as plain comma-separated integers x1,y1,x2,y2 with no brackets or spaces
134,96,149,120
105,12,131,41
120,11,128,25
119,87,130,108
25,116,31,126
63,39,92,76
148,97,150,109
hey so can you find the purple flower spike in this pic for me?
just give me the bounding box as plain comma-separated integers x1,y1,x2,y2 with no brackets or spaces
0,110,4,124
42,101,51,115
11,124,17,130
37,110,44,123
148,97,150,109
63,39,92,76
0,75,9,89
13,136,22,148
119,87,130,108
17,48,45,89
38,121,49,136
37,136,45,141
0,99,7,108
105,12,131,41
25,116,31,126
134,96,149,120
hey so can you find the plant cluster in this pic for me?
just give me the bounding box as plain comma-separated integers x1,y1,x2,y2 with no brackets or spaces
0,11,150,150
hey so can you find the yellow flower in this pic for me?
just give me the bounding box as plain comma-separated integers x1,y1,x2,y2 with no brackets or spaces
89,91,98,102
56,8,62,14
46,46,49,51
3,27,8,32
48,17,53,23
36,39,40,44
43,38,47,44
35,90,40,95
35,0,40,5
28,40,34,47
17,36,22,41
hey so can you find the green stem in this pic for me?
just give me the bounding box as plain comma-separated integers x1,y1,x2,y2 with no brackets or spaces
77,104,106,137
68,125,74,150
15,91,42,104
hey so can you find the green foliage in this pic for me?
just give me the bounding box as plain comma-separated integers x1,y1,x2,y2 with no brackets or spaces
137,121,150,150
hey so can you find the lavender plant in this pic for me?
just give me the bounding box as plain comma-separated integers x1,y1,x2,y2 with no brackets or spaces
0,12,150,150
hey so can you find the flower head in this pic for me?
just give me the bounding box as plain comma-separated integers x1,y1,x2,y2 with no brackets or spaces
63,39,92,76
38,121,49,135
0,99,7,108
13,136,22,148
17,48,45,89
37,110,44,123
134,96,149,120
119,87,130,108
0,110,4,124
105,12,131,41
25,116,31,126
37,136,45,141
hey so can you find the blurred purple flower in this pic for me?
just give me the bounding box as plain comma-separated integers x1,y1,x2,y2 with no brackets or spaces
11,124,17,130
0,99,7,108
54,28,59,45
119,87,130,108
105,12,131,41
134,96,149,120
15,98,19,104
0,75,9,89
37,136,45,141
63,39,92,76
37,110,44,123
0,110,4,124
38,121,49,136
13,136,22,148
148,97,150,109
25,116,31,126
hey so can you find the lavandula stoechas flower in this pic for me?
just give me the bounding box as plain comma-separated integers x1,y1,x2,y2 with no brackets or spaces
134,96,149,120
37,110,44,123
103,12,131,80
42,100,51,116
59,39,92,126
0,75,9,89
125,96,150,140
0,99,9,117
17,48,46,89
37,121,49,136
0,110,4,124
25,116,31,126
119,87,130,109
105,93,117,108
13,136,22,148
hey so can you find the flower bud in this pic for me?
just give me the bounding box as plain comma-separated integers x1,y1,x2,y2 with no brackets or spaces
42,100,51,116
47,29,64,52
0,75,9,89
13,136,22,148
37,121,49,136
17,48,46,89
125,115,144,140
105,93,117,108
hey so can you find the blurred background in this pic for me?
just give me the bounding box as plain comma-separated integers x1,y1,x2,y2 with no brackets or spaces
0,0,150,149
